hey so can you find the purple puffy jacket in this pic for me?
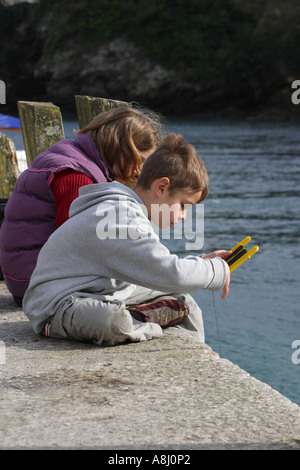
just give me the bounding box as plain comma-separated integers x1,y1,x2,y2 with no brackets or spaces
0,134,112,298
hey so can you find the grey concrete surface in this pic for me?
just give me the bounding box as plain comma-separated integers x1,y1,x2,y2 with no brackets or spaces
1,281,300,450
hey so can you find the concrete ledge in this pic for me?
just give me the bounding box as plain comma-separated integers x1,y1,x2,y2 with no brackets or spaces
1,281,300,450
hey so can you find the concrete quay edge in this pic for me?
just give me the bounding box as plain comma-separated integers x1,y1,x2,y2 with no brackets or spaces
1,281,300,450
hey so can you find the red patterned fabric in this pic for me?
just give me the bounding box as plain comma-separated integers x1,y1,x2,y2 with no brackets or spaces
51,169,93,227
129,296,189,326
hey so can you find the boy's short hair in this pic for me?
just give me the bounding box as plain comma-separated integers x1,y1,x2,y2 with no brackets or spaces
136,133,209,202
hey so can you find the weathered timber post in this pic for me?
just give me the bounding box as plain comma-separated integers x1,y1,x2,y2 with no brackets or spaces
17,101,65,166
0,132,20,198
75,95,131,129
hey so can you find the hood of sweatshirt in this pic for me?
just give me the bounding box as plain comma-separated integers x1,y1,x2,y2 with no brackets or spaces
69,181,145,219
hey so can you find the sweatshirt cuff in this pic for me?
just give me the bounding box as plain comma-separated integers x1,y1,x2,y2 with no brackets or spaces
205,257,227,291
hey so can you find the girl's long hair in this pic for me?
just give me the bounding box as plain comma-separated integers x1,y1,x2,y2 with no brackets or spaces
75,106,163,183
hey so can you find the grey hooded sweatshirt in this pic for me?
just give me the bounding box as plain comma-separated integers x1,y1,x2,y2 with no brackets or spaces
23,182,227,334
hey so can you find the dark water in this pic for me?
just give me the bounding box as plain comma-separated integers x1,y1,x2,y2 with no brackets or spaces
164,118,300,406
7,117,300,405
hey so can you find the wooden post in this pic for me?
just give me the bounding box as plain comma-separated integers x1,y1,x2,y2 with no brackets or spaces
17,101,65,166
75,95,131,129
0,132,20,198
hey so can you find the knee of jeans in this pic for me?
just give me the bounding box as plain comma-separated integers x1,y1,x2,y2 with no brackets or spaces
71,300,134,344
91,308,134,346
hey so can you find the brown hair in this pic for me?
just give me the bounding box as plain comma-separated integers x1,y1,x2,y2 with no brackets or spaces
75,106,162,183
136,133,209,202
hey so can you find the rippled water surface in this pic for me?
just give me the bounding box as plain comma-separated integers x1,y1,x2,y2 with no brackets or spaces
164,118,300,405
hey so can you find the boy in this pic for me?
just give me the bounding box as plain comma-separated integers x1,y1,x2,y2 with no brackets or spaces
23,134,230,346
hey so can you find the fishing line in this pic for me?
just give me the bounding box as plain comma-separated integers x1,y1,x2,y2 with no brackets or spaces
212,291,222,357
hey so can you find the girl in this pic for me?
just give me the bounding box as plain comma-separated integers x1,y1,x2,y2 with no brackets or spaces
0,106,162,305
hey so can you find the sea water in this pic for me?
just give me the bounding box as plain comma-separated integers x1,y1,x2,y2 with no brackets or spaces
8,116,300,406
164,118,300,406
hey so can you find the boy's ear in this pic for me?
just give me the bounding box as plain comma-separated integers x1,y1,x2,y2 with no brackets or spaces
154,177,170,198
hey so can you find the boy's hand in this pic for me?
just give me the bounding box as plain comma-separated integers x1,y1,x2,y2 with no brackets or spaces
203,250,231,299
222,262,230,300
202,250,232,260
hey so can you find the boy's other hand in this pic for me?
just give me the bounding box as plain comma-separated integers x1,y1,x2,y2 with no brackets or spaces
203,250,231,299
222,262,230,299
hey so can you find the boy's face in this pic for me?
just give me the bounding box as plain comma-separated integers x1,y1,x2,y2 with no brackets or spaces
150,184,203,230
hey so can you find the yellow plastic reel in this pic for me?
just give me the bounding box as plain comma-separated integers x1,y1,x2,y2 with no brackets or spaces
226,237,259,273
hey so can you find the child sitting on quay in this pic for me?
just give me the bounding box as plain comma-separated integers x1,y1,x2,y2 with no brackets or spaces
23,133,231,346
